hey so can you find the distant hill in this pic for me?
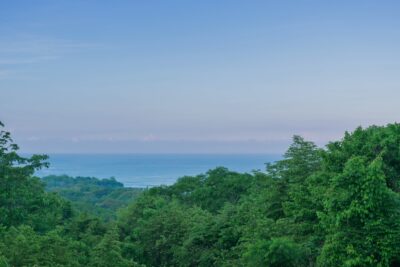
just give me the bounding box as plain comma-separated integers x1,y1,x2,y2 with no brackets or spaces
42,175,143,220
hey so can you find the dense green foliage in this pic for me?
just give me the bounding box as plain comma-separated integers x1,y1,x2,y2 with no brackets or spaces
43,175,143,220
0,122,141,267
2,121,400,266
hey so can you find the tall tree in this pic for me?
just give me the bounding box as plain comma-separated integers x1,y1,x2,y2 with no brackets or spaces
318,156,400,266
0,122,71,231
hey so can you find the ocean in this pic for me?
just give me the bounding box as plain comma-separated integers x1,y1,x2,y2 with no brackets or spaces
35,154,281,187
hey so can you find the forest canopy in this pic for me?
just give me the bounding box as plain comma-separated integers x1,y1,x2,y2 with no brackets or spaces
1,121,400,266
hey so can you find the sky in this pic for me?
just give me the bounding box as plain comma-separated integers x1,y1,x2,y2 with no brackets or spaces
1,1,400,154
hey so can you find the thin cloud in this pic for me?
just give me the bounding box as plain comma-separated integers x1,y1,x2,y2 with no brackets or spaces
0,56,59,65
0,36,104,80
0,37,103,54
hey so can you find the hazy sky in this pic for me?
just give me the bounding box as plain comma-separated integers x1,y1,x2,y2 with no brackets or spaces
1,1,400,153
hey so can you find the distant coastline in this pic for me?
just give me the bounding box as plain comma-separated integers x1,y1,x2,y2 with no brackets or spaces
31,153,281,187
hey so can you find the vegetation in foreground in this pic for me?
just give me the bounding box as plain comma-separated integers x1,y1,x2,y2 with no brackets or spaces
1,121,400,266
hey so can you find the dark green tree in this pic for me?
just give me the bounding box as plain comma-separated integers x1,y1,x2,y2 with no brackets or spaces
90,226,141,267
242,237,305,267
318,157,400,266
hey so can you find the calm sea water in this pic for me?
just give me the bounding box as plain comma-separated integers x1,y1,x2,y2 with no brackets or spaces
35,154,281,187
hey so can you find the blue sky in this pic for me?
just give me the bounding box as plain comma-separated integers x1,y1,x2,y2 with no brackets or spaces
1,1,400,153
